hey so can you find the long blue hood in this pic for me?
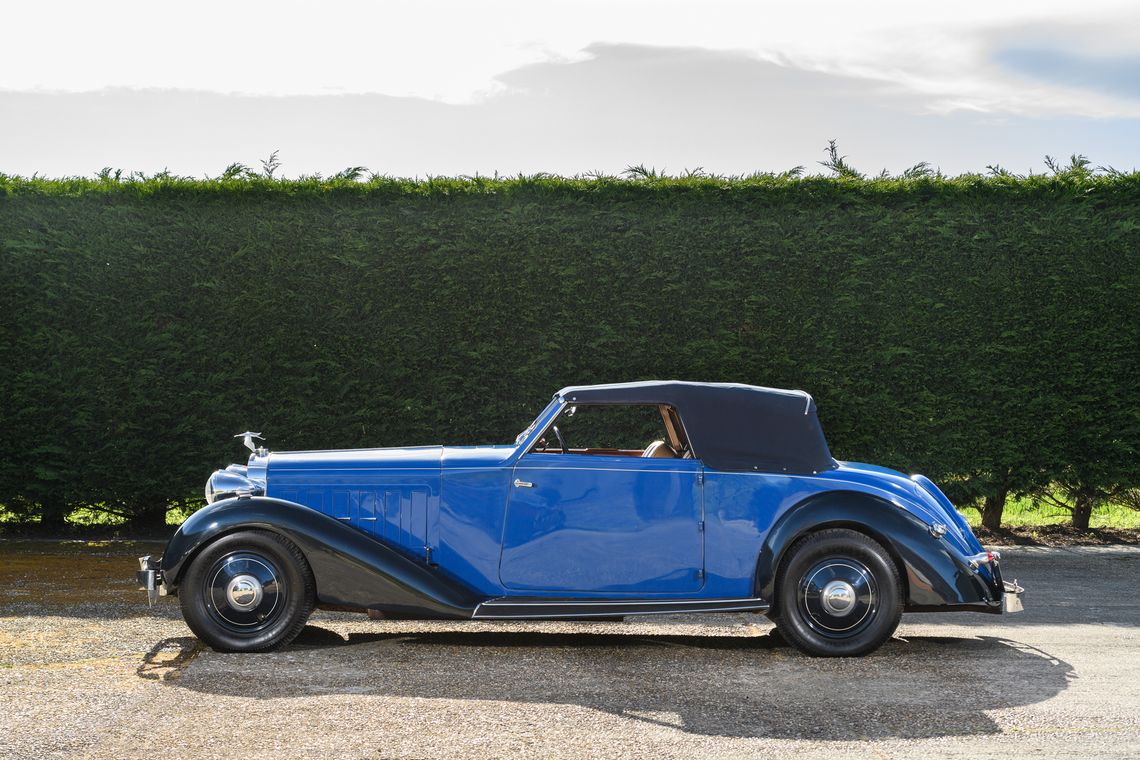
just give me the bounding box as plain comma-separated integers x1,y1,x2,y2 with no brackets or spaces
267,445,444,473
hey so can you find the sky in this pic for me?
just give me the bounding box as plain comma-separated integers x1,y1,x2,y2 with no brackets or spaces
1,0,1138,178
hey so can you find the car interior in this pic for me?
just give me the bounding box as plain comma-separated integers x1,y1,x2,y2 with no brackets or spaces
530,403,694,458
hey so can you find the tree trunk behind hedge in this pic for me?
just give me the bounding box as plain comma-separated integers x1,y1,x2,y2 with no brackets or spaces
981,491,1007,530
1071,495,1095,531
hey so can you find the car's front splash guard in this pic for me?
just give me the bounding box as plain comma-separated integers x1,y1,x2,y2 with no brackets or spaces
159,496,483,619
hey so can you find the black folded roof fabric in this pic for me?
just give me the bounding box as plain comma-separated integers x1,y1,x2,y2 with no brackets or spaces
557,381,837,474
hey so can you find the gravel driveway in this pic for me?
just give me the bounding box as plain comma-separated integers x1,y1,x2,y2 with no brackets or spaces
0,541,1137,758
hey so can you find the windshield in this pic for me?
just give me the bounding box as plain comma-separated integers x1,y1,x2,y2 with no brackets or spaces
515,397,559,445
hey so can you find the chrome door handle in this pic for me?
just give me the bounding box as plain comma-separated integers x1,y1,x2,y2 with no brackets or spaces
513,479,534,488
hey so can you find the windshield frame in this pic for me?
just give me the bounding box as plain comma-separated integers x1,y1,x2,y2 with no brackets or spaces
513,396,563,448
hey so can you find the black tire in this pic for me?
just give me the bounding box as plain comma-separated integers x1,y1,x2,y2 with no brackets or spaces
772,528,902,657
179,530,315,652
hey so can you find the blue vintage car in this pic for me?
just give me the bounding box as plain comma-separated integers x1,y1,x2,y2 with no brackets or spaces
138,381,1022,656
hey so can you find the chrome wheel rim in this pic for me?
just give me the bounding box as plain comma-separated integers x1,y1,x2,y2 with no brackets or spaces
203,551,285,634
798,558,878,638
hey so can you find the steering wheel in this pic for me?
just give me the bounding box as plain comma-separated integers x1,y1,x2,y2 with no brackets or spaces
551,425,568,454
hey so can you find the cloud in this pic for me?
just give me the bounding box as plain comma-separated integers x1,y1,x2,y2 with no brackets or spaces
4,1,1140,119
2,44,1136,179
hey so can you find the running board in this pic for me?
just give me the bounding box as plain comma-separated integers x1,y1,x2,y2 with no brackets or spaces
471,597,769,620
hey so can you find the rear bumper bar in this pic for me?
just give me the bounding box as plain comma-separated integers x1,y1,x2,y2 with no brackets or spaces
962,549,1025,613
1002,579,1025,613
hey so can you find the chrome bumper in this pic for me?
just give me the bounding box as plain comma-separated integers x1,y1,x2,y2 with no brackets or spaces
136,555,167,606
1002,579,1025,613
964,550,1001,570
958,549,1025,613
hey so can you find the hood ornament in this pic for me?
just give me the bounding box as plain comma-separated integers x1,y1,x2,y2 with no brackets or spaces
235,431,265,455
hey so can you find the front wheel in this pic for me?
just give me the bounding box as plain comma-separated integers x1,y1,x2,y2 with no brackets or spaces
773,528,902,657
179,530,315,652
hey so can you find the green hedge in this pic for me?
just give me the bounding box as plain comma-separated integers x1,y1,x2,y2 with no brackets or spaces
1,172,1137,528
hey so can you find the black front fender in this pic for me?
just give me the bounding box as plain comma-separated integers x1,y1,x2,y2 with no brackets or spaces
160,497,482,618
755,491,1001,611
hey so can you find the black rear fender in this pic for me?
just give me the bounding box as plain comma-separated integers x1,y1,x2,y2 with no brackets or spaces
756,491,1000,611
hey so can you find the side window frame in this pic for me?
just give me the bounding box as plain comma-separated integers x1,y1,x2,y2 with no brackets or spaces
526,402,695,458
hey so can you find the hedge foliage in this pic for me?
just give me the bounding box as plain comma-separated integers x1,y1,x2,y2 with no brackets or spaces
1,170,1137,528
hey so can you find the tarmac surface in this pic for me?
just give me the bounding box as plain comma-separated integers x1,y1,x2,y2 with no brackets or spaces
0,541,1137,758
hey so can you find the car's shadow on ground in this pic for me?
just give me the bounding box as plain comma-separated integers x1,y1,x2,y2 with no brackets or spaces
158,625,1075,740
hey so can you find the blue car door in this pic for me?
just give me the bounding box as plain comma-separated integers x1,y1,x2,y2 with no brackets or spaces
499,452,705,594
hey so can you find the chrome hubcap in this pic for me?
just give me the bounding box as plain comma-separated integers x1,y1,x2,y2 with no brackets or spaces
226,574,264,610
203,551,285,633
798,559,879,638
821,579,856,616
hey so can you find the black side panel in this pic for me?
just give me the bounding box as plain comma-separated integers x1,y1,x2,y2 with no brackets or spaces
755,492,999,611
160,497,481,618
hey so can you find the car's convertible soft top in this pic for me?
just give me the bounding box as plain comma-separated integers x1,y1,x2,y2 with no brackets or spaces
557,381,837,475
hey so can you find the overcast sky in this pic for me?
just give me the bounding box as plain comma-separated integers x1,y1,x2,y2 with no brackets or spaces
2,0,1138,178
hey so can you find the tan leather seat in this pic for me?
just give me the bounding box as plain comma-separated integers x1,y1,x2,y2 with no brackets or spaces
642,440,677,458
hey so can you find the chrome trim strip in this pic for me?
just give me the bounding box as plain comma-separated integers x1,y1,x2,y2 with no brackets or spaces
474,607,769,619
478,597,765,607
267,467,445,473
514,466,700,474
472,597,769,619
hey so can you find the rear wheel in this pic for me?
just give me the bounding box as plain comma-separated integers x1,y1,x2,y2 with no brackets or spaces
773,528,902,657
179,530,315,652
